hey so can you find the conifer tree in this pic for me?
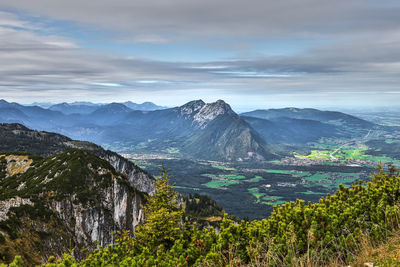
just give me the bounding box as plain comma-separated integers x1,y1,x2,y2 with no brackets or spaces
134,168,183,252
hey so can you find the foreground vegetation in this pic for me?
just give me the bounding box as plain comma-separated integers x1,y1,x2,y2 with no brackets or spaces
5,165,400,266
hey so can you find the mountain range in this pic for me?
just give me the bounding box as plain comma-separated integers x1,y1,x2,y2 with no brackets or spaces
0,99,381,161
48,101,166,115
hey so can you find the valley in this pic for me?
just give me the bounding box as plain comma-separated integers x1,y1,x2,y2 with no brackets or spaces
110,127,400,219
119,153,374,219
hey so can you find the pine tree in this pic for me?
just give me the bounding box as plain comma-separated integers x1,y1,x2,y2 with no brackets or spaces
134,168,183,253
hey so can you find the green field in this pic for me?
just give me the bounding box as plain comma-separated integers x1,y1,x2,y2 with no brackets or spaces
204,179,240,189
262,195,285,206
304,173,330,182
248,187,265,200
295,145,398,166
247,188,287,205
202,173,247,189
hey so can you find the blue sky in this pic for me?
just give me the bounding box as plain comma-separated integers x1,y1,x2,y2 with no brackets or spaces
0,1,399,111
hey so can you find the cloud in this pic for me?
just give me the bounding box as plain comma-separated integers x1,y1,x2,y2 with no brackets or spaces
0,2,399,108
1,0,400,41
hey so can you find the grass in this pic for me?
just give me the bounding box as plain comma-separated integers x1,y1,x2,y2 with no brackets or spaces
204,179,240,189
220,174,246,180
350,229,400,267
247,187,286,205
261,195,286,206
304,173,331,182
1,155,33,176
294,145,398,167
202,173,246,189
295,146,370,161
248,187,265,200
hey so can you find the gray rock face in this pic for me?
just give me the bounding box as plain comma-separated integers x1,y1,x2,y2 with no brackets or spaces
0,197,33,221
49,178,144,248
99,152,155,195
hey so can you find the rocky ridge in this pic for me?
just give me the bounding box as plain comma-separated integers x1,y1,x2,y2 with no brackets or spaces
0,150,146,264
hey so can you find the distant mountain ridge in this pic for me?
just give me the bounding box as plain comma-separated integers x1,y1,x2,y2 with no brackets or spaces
48,101,166,115
241,108,375,128
0,99,380,161
240,107,378,145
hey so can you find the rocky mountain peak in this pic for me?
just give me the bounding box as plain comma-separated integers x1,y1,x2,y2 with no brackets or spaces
193,100,237,128
179,100,206,116
177,100,237,128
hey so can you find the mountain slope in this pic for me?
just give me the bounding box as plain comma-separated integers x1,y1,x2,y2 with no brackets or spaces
0,100,66,130
122,101,166,111
0,100,383,161
242,108,375,129
0,149,144,264
117,100,275,161
49,103,98,115
241,115,341,144
178,100,272,160
0,123,154,194
241,107,377,144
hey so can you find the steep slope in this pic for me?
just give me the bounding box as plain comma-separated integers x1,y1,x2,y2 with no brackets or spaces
177,100,273,160
0,149,144,264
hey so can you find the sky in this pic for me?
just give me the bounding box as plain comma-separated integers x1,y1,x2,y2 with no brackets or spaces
0,1,400,111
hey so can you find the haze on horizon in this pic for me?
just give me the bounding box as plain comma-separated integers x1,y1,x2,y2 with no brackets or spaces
0,0,400,111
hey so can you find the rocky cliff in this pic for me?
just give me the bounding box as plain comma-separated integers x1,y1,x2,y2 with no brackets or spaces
0,149,146,264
